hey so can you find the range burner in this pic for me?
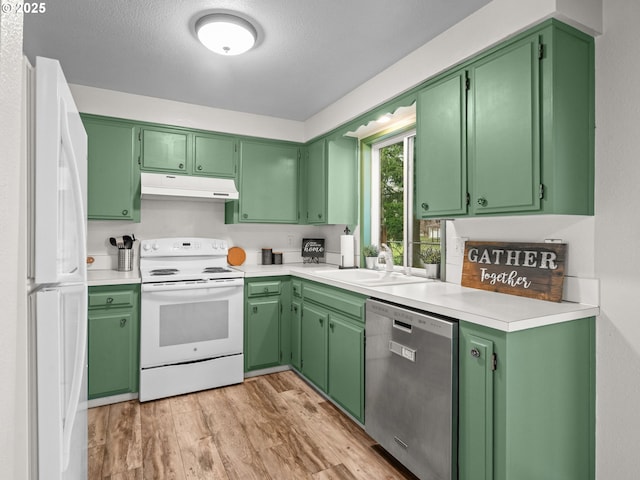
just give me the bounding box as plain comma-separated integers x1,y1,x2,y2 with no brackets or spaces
150,268,179,276
203,267,232,274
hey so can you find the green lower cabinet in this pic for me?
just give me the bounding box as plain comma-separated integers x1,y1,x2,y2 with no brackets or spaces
298,280,366,423
87,285,140,400
246,297,280,370
327,314,364,422
300,303,328,391
459,318,595,480
244,278,291,372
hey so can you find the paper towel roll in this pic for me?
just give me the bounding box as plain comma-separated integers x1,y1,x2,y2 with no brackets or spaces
340,235,355,268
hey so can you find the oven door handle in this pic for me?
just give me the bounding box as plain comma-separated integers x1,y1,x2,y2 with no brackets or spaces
141,278,243,292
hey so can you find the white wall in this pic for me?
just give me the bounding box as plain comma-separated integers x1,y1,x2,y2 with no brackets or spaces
0,9,29,480
71,84,306,143
305,0,602,139
87,200,349,268
594,0,640,476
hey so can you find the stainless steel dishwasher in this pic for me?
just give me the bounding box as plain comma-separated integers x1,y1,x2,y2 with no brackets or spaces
365,298,458,480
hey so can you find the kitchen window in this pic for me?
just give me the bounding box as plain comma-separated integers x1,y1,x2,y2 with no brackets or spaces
370,129,443,273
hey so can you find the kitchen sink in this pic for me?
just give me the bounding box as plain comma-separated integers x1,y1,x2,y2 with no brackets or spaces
312,268,429,287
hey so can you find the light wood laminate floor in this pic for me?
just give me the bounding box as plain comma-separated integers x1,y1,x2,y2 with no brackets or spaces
88,370,418,480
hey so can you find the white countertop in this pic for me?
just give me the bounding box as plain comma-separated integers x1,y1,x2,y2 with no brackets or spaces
87,269,141,286
89,262,599,332
238,263,599,332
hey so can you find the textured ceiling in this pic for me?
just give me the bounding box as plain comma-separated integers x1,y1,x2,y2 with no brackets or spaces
23,0,489,121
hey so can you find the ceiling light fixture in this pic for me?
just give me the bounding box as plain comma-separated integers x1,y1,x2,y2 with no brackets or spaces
195,13,257,56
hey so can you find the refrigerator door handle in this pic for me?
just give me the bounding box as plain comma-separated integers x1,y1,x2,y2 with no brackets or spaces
60,287,87,470
59,97,87,280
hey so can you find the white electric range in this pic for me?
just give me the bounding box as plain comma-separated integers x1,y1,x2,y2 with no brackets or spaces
138,238,244,401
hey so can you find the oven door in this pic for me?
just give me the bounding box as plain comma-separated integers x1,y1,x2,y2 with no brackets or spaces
140,278,243,368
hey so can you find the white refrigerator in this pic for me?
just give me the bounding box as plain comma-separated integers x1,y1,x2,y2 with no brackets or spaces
28,56,88,480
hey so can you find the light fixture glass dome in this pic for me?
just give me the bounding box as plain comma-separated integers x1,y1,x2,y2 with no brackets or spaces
196,13,257,56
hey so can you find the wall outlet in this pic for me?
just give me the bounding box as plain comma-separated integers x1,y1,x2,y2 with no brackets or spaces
287,235,294,247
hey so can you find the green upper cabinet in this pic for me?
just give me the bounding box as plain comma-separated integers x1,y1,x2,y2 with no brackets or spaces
303,135,358,225
140,125,189,173
468,35,540,215
235,139,300,223
82,115,140,222
193,132,237,177
458,318,595,480
416,19,594,218
416,70,467,217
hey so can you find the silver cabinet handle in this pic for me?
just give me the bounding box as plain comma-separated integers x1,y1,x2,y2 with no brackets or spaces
477,197,487,207
471,348,481,358
106,297,114,304
120,318,127,328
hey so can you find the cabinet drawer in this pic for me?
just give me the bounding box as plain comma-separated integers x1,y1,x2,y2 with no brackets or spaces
89,290,135,308
303,283,365,320
247,281,281,297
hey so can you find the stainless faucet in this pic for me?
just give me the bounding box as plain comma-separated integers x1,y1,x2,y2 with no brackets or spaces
379,243,394,272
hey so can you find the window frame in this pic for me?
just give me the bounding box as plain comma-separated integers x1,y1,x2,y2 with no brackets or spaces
366,128,445,277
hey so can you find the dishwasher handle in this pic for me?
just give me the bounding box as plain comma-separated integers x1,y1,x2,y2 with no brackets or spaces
389,340,416,362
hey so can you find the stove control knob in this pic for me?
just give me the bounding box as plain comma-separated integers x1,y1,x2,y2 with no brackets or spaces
142,243,151,251
212,241,219,250
152,243,160,251
220,241,227,250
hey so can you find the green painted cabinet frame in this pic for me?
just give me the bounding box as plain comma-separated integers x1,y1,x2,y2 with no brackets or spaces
87,284,140,400
416,19,594,218
459,318,595,480
82,115,140,221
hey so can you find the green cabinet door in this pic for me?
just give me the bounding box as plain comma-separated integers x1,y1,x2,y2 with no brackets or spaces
246,297,281,370
303,136,358,225
83,115,140,221
468,35,541,215
416,71,467,217
459,332,495,480
88,310,138,399
290,299,302,370
459,318,595,480
193,132,237,177
305,139,327,224
326,135,358,225
328,313,364,422
301,303,328,391
88,284,140,400
141,126,189,173
238,140,299,223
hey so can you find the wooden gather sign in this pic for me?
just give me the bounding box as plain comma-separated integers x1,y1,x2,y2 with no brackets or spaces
461,241,567,302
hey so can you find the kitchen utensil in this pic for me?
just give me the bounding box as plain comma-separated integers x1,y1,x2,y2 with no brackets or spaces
109,237,117,247
123,235,134,249
227,247,246,266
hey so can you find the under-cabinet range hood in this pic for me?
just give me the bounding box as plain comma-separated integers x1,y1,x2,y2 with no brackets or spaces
141,172,239,201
